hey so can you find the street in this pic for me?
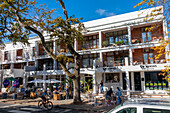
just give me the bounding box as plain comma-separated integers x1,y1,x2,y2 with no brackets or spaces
0,103,89,113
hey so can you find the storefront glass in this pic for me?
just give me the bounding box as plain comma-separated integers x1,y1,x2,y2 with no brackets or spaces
145,71,168,90
105,73,120,83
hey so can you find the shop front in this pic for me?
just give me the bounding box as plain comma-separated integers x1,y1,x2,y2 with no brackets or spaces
145,71,168,91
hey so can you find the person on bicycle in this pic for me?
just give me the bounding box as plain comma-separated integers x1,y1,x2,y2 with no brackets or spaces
41,90,48,103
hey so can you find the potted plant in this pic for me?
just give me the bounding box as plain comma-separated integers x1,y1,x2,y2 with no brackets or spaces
102,41,108,47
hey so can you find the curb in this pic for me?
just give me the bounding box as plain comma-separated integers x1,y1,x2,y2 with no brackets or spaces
55,105,107,113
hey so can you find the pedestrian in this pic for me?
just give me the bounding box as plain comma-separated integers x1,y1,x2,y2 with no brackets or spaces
116,87,122,105
100,80,104,93
106,88,113,106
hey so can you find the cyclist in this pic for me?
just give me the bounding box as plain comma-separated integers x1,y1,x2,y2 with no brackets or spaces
41,90,48,104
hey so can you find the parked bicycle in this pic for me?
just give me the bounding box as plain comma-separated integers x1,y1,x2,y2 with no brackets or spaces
38,96,53,110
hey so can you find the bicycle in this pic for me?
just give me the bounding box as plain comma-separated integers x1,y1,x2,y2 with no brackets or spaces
38,96,53,110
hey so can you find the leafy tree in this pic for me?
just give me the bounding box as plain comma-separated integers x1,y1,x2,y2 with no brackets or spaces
0,0,86,103
135,0,170,81
80,79,93,93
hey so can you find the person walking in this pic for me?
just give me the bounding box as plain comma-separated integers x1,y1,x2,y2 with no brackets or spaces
100,80,104,93
116,87,122,105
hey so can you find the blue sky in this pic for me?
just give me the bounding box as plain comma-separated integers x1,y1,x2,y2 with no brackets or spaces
37,0,142,22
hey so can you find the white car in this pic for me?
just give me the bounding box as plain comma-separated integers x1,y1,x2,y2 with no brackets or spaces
108,103,170,113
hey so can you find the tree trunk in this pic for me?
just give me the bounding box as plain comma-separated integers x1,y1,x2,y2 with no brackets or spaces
72,76,81,104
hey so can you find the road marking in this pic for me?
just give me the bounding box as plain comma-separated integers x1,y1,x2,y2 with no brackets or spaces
20,107,42,112
8,110,31,113
0,104,21,108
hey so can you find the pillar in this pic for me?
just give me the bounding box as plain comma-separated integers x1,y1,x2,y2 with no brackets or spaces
43,64,46,89
99,52,103,62
119,72,123,90
125,57,130,99
141,71,145,91
93,60,96,94
74,38,77,51
99,31,102,48
129,49,133,65
128,26,131,45
35,41,38,57
53,40,56,70
163,19,170,63
131,72,135,91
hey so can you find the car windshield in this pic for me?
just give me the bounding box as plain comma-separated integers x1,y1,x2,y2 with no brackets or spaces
108,105,122,113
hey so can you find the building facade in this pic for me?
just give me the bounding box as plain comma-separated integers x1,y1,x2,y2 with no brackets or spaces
0,6,169,94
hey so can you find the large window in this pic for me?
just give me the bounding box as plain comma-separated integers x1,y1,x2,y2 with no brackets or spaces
81,54,99,68
81,35,99,50
105,73,120,83
145,72,168,90
105,30,128,46
143,48,154,64
141,27,152,43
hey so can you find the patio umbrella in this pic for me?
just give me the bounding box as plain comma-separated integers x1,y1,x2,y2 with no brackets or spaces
45,79,62,83
28,79,44,83
7,77,16,81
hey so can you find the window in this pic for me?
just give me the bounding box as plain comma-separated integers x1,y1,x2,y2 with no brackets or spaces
116,108,137,113
32,47,35,56
142,33,147,43
82,34,99,49
143,108,170,113
105,73,120,83
143,53,148,64
149,53,154,64
141,27,152,43
147,32,152,42
105,30,128,46
4,51,8,60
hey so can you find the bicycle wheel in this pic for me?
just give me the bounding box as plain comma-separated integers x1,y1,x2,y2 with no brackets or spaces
38,100,44,109
46,101,53,110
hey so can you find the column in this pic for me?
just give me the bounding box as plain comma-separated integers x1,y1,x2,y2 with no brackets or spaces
131,72,135,91
99,52,103,62
129,49,133,65
35,77,37,87
35,41,38,57
119,72,123,90
128,26,131,45
93,60,96,94
141,71,145,91
43,64,46,89
74,38,77,51
163,19,170,63
23,66,27,88
10,63,14,70
125,57,130,99
53,40,56,70
99,31,102,48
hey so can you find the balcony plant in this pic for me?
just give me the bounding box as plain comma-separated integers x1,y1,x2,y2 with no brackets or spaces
115,40,124,46
102,41,108,47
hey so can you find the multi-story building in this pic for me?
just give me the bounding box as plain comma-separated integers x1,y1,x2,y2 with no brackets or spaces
0,6,169,94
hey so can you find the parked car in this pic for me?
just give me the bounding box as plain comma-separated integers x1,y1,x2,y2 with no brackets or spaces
108,99,170,113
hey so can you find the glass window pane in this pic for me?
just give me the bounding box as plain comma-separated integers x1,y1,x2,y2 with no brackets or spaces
143,53,148,64
149,53,154,64
143,108,170,113
147,32,152,42
109,37,114,44
142,33,147,43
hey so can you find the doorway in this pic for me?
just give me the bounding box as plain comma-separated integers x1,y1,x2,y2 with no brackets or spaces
85,76,93,89
122,72,132,90
134,72,141,91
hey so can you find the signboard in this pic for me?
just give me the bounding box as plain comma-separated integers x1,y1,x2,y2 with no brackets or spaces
12,79,19,88
140,65,157,70
3,79,9,88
